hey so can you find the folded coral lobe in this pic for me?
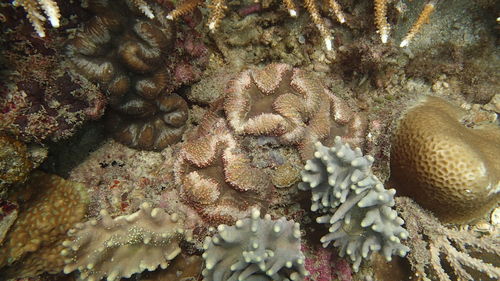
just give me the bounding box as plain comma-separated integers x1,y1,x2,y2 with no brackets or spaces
390,96,500,224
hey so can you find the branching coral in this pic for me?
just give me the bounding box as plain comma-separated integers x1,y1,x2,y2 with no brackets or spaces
202,208,309,280
390,96,500,224
12,0,61,37
299,138,409,271
174,114,273,225
0,171,89,279
67,0,207,150
62,202,188,281
224,63,367,160
396,197,500,281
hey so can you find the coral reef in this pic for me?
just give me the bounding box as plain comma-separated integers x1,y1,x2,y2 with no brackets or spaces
0,38,106,144
396,197,500,281
67,0,207,150
224,63,367,160
299,138,409,271
62,202,189,281
0,135,33,194
202,208,308,280
139,253,203,280
0,172,89,279
390,96,500,224
174,114,274,225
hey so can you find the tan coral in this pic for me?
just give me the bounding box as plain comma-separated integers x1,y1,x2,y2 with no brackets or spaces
390,96,500,224
13,0,61,37
61,202,188,281
174,113,273,225
0,135,33,193
0,171,89,279
224,63,367,160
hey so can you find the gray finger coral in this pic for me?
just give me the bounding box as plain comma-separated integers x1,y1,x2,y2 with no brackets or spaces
299,137,409,271
61,202,188,281
390,96,500,224
202,208,309,281
67,0,193,151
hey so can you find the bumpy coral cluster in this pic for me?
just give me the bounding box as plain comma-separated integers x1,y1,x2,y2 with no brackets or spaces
62,202,188,281
299,138,409,271
396,197,500,281
67,0,207,150
202,208,308,280
174,114,273,225
0,135,33,194
0,172,89,279
390,96,500,224
224,63,366,160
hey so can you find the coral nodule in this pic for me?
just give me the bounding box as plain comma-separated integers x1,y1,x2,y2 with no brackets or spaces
202,208,309,281
67,0,193,151
390,96,500,224
299,137,409,272
61,202,188,281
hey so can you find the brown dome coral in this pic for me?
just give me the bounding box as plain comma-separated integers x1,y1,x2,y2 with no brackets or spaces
224,63,367,160
390,96,500,224
174,114,273,225
67,0,201,150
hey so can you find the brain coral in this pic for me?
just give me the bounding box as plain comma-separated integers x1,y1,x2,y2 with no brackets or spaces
174,113,273,225
0,171,89,279
224,63,367,160
390,96,500,224
67,0,205,150
299,138,409,271
62,202,188,281
202,208,308,281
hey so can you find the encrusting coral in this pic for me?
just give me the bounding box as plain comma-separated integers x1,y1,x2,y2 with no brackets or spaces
202,208,309,281
0,135,33,194
62,202,189,281
223,63,367,160
67,0,207,151
390,96,500,224
299,137,409,272
174,114,273,225
396,197,500,281
0,171,89,279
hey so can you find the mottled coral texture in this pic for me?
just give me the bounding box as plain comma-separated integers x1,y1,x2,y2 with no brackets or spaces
67,0,207,150
224,63,367,160
62,202,187,281
391,96,500,223
174,114,273,225
0,172,89,279
202,208,308,281
0,135,33,193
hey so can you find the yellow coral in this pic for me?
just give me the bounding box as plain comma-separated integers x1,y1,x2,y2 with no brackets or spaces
390,96,500,224
0,171,89,278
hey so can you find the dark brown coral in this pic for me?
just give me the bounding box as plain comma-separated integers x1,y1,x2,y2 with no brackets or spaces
223,63,367,159
174,113,273,225
67,0,206,150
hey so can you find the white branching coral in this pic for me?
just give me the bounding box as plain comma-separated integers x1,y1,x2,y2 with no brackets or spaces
396,197,500,281
13,0,61,37
299,137,409,271
61,202,189,281
202,208,309,281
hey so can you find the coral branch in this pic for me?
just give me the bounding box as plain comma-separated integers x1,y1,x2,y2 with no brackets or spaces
400,1,436,47
374,0,390,43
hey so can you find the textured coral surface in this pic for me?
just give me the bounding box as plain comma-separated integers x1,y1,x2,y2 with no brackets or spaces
62,202,187,281
202,208,308,280
0,172,89,279
391,96,500,223
174,114,274,225
224,63,367,160
0,135,33,193
67,0,207,150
